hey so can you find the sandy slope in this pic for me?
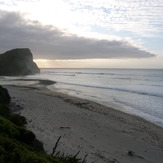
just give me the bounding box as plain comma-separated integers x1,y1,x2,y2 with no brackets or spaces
6,85,163,163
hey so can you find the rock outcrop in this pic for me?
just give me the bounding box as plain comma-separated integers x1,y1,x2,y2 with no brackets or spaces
0,48,40,76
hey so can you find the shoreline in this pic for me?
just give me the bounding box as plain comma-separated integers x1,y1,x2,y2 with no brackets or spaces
4,81,163,163
2,77,162,128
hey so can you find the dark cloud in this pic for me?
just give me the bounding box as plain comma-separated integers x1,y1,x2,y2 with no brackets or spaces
0,10,155,59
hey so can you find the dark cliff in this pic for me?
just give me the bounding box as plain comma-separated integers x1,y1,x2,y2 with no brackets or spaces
0,48,40,76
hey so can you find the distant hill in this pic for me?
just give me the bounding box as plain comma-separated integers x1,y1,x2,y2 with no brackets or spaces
0,48,40,76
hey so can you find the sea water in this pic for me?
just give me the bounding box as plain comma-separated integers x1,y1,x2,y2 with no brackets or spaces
2,68,163,127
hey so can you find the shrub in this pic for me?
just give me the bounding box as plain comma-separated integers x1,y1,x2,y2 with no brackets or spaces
18,127,35,145
0,86,10,104
0,136,53,163
31,139,44,153
0,104,10,117
9,114,27,127
0,116,20,139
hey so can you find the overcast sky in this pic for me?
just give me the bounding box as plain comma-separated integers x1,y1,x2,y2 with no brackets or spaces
0,0,163,68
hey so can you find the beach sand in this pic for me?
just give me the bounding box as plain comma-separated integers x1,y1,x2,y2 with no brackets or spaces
5,83,163,163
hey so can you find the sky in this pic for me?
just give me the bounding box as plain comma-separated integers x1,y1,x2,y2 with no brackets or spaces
0,0,163,68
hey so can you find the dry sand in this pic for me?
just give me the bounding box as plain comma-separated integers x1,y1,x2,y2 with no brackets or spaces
6,84,163,163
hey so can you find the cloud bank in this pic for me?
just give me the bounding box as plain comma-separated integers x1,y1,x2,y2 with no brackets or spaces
0,10,155,59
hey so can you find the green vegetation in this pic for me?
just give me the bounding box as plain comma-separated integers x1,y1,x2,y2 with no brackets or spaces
0,86,81,163
0,86,10,104
0,103,10,118
8,114,27,127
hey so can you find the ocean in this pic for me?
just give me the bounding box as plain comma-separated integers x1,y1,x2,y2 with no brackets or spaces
1,68,163,127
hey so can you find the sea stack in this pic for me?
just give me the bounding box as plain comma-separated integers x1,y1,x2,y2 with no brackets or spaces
0,48,40,76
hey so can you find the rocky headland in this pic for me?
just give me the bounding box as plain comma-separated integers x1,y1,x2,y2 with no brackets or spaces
0,48,40,76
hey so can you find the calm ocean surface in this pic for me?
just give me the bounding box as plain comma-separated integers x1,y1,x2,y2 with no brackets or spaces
1,68,163,127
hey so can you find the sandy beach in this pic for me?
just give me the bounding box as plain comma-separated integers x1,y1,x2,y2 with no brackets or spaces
5,82,163,163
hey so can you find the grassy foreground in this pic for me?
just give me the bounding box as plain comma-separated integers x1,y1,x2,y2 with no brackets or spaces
0,86,81,163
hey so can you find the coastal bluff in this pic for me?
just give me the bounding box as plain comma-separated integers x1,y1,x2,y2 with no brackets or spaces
0,48,40,76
